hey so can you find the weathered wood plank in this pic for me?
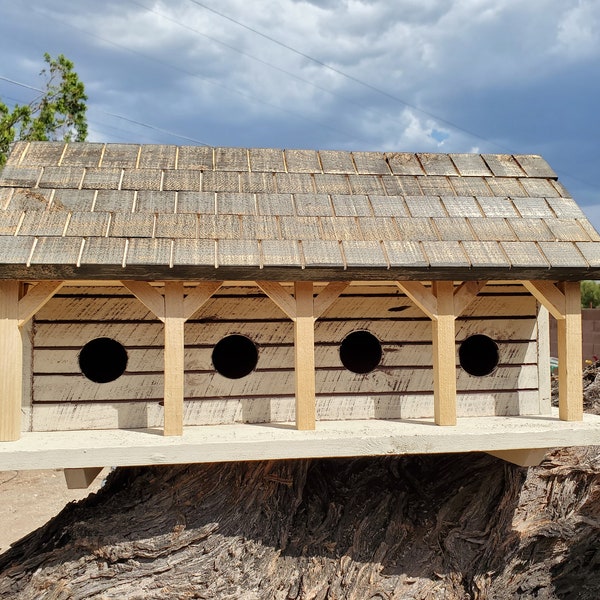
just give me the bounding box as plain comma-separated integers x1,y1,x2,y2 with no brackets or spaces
33,292,538,322
21,320,33,432
33,318,539,348
33,364,539,403
33,340,540,374
537,305,552,414
30,389,542,431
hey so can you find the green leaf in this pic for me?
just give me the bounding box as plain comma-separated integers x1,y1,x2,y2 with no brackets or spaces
0,53,88,166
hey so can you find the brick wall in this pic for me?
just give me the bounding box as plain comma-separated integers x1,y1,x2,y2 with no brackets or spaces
549,308,600,362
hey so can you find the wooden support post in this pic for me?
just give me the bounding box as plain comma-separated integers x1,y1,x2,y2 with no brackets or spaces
294,282,316,430
557,282,583,421
0,281,22,441
432,281,457,426
522,280,583,422
123,281,222,436
164,282,185,436
257,280,348,431
396,281,468,426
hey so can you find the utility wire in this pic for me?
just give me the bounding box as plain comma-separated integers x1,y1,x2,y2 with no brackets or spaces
0,75,209,145
187,0,503,150
28,4,367,146
128,0,400,127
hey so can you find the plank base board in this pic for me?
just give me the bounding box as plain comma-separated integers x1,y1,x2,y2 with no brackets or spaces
1,409,599,474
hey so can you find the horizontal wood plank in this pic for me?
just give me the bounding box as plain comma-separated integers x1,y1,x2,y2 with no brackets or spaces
31,390,542,431
33,287,537,322
34,318,538,347
33,341,538,374
33,365,539,402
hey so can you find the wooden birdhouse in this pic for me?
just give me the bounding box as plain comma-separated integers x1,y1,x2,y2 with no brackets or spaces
0,142,599,487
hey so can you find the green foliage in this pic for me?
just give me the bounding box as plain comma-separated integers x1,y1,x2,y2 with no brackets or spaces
581,280,600,308
0,53,87,166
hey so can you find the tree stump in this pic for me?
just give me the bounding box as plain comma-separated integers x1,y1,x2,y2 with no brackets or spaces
0,444,598,599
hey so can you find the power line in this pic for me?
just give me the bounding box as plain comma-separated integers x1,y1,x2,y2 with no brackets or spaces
187,0,506,151
28,4,367,146
0,76,43,94
127,0,395,125
0,74,210,145
102,112,209,145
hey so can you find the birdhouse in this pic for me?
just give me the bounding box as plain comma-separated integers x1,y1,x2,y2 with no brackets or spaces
1,142,599,487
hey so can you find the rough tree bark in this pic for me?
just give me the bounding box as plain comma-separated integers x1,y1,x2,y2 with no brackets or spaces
1,377,599,599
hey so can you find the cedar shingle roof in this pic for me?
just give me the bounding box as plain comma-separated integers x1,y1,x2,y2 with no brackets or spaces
0,141,599,281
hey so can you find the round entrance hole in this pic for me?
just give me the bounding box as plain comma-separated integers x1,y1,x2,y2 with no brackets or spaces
339,330,382,374
459,334,499,377
79,337,128,383
212,334,258,379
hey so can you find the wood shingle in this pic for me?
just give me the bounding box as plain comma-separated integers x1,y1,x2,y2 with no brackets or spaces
0,141,598,281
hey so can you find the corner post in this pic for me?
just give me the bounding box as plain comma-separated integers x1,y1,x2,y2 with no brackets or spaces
164,281,185,436
432,281,457,426
294,282,316,430
557,281,583,421
0,281,22,441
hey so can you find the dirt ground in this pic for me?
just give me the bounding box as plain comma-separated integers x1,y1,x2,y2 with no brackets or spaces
0,469,107,554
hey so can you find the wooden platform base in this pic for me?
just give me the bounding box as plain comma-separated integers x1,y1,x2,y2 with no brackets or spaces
1,409,599,481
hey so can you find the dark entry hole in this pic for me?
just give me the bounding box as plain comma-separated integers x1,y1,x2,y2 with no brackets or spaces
79,337,128,383
212,334,258,379
340,330,382,374
459,334,499,377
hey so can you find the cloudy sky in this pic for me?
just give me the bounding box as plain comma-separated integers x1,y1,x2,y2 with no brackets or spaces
1,0,599,226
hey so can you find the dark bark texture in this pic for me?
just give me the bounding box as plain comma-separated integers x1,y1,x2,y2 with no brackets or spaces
0,447,598,600
1,370,599,599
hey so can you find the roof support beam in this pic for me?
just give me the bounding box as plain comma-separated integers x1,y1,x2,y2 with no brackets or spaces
257,281,349,430
396,280,487,426
121,281,222,436
521,281,583,421
122,281,167,322
18,281,65,326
